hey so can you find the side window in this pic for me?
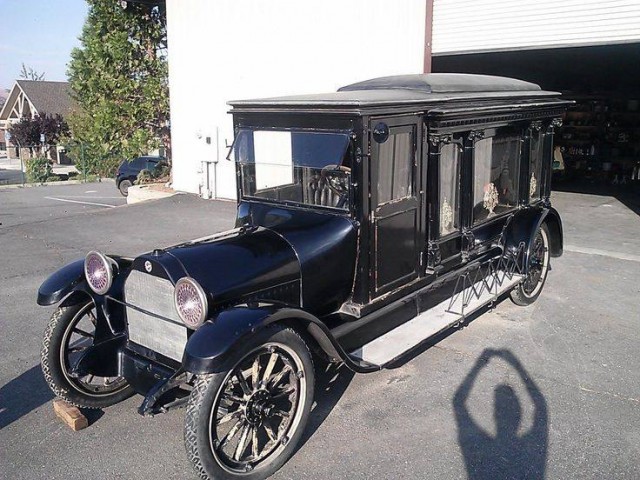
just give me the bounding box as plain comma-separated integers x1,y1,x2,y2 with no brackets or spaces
376,131,413,205
439,143,462,236
529,130,544,200
472,132,521,225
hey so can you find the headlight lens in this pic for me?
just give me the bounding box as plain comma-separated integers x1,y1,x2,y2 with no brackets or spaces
174,277,208,329
84,251,114,295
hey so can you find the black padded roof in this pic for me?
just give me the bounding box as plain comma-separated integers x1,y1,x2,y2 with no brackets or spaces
229,73,559,110
338,73,541,93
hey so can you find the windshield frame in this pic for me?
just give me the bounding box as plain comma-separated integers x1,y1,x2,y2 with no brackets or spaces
231,127,355,214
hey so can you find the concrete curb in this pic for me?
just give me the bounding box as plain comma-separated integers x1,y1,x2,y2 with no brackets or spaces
127,184,176,204
0,178,114,190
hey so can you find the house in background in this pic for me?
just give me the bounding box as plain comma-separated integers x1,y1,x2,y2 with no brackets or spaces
0,80,75,163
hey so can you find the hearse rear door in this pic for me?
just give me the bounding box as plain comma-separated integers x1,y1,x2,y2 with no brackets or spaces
369,116,424,297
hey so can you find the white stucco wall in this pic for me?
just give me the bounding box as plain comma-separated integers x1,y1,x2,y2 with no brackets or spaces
166,0,426,199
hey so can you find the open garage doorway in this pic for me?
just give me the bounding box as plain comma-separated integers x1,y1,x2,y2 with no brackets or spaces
433,43,640,213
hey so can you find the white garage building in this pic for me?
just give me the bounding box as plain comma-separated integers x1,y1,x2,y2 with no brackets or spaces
163,0,640,198
165,0,428,199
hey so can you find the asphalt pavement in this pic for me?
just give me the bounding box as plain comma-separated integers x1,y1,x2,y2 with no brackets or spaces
0,184,638,479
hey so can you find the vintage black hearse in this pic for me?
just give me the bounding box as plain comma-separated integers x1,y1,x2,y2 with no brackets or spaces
38,74,568,479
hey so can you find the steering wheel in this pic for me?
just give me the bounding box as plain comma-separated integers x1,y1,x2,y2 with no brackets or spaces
320,164,351,197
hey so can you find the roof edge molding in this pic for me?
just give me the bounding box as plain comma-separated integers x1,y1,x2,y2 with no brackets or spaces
338,73,541,94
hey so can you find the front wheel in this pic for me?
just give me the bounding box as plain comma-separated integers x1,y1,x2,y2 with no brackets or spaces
510,224,550,306
41,302,134,408
184,325,314,480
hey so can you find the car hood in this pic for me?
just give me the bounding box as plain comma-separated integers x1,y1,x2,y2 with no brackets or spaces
132,227,300,307
130,204,358,316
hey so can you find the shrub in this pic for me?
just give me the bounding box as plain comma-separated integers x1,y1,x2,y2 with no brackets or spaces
136,162,171,185
46,175,61,182
136,169,154,185
25,157,52,183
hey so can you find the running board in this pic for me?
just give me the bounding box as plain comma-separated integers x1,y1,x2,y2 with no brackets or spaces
349,270,524,367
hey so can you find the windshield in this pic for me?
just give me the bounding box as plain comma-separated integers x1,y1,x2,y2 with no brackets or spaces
232,129,352,210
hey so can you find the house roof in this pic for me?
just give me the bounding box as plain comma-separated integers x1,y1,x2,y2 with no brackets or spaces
15,80,75,117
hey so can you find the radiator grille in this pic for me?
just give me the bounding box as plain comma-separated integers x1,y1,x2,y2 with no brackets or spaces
124,270,187,361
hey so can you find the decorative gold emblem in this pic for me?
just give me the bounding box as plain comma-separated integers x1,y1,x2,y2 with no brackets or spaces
530,173,537,198
441,197,454,233
483,182,498,216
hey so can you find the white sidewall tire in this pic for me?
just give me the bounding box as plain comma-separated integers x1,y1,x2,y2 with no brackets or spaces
510,224,550,306
184,325,315,480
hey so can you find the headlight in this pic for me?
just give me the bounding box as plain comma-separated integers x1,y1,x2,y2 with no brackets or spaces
84,251,114,295
174,277,208,329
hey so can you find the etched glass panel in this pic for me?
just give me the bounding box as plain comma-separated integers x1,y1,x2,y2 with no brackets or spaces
439,143,461,236
472,133,521,225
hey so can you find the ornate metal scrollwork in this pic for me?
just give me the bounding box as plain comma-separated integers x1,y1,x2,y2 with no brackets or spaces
530,120,543,131
427,241,441,268
468,130,485,142
461,229,475,262
428,133,453,147
551,117,563,127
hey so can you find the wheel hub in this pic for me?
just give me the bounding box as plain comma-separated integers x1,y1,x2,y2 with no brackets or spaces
244,389,274,425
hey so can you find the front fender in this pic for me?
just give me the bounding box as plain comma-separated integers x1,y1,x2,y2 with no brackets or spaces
37,256,133,306
182,305,377,375
37,259,87,306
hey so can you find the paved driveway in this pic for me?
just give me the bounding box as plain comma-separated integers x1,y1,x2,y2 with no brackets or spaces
0,185,638,479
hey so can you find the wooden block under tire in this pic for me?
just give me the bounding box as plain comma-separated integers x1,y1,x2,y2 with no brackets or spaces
53,399,88,431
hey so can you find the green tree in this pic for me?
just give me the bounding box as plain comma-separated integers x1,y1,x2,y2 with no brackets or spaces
8,113,69,155
67,0,169,176
19,63,46,81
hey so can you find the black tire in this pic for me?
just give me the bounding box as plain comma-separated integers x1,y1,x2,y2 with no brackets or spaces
184,325,315,480
41,302,134,409
510,224,551,306
118,179,132,196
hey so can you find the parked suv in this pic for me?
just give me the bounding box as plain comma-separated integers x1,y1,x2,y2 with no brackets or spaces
115,155,166,196
38,74,568,480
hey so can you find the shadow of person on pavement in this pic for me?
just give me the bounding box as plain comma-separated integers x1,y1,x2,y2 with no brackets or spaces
453,349,548,480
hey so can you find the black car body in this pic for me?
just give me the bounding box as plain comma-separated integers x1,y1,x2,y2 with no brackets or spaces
38,74,569,480
115,155,165,196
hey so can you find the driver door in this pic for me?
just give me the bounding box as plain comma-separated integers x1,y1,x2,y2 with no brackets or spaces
370,116,422,297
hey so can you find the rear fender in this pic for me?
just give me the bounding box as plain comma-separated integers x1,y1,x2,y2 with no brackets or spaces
182,305,376,375
504,207,548,271
504,206,562,270
543,207,563,257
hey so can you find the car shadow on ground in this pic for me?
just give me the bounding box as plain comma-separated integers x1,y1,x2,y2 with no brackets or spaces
293,360,355,454
453,348,548,480
0,364,106,430
0,364,53,430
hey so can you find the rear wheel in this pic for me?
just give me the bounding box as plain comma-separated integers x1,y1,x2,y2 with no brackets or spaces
510,224,550,306
118,179,132,196
41,302,134,408
184,325,314,480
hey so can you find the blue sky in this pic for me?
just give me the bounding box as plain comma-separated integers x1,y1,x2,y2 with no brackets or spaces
0,0,88,90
